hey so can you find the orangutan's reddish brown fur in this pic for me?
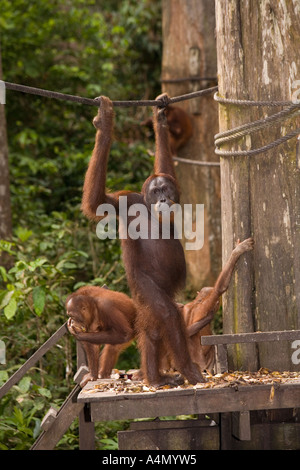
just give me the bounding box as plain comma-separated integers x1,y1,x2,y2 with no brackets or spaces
68,239,253,386
66,286,136,387
162,238,254,373
142,104,193,155
80,93,204,387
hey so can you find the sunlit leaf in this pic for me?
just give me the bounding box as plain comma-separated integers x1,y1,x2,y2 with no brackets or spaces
32,286,46,316
4,298,17,319
18,376,31,393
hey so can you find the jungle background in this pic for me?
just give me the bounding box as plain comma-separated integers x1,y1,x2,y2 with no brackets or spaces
0,0,165,450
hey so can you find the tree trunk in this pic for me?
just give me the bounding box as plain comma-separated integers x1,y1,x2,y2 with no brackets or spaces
215,0,300,371
161,0,221,293
0,43,12,267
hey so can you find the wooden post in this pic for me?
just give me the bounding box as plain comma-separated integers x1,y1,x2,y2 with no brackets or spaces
77,341,95,450
215,1,300,370
161,0,221,291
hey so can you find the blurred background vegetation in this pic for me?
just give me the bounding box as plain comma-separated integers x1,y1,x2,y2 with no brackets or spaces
0,0,162,449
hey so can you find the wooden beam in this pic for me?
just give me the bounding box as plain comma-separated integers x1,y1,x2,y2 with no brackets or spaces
76,341,95,450
77,382,300,422
31,385,83,450
232,411,251,441
215,344,228,373
201,330,300,346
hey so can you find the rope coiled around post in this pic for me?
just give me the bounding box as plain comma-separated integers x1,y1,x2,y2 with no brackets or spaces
214,93,300,157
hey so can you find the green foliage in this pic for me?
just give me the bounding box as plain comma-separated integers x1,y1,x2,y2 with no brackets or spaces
0,0,161,450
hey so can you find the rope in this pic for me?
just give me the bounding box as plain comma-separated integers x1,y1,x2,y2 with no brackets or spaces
170,87,218,105
5,80,300,159
173,156,220,167
214,93,300,157
4,81,218,107
215,104,300,146
214,92,295,107
215,128,300,157
161,76,217,83
4,80,220,167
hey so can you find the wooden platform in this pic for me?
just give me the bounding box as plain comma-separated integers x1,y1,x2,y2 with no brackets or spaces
78,376,300,422
28,330,300,450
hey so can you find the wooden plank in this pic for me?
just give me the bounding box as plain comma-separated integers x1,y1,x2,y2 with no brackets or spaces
221,412,300,449
215,344,228,372
230,423,300,450
201,330,300,346
79,405,95,450
232,411,251,441
76,340,95,450
129,418,217,430
77,382,300,422
31,385,83,450
41,407,58,432
118,420,219,450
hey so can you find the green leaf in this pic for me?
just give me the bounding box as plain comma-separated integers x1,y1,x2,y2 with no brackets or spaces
0,370,9,386
38,387,51,398
28,258,48,271
0,266,8,282
15,227,33,242
33,419,41,439
0,290,14,309
32,286,46,316
100,438,118,450
0,240,15,254
56,259,77,270
18,376,31,393
4,298,17,319
13,406,24,425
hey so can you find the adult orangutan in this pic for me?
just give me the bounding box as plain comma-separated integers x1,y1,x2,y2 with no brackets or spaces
81,93,205,387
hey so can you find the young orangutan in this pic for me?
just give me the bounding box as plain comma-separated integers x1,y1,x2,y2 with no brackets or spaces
66,286,136,387
142,104,193,155
164,237,255,373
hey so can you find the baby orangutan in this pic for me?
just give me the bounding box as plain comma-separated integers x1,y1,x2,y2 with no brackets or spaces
66,286,136,387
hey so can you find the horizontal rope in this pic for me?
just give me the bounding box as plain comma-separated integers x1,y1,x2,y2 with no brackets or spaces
173,156,220,167
214,92,296,107
4,81,217,107
161,76,217,83
5,80,299,159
